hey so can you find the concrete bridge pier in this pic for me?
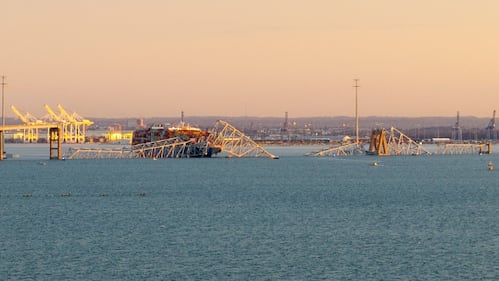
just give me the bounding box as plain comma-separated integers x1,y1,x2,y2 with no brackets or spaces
49,127,62,160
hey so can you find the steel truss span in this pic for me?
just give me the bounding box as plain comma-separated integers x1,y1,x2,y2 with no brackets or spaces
132,137,210,159
67,138,209,159
66,120,278,160
309,126,432,157
363,127,431,156
306,143,364,157
209,120,278,159
310,126,493,157
66,147,134,159
435,143,492,155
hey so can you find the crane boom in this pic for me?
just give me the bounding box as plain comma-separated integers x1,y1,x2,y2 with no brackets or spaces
57,104,78,123
72,112,94,125
45,104,65,122
11,105,29,123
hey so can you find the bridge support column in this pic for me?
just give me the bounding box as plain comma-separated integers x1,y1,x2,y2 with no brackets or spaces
0,130,4,160
49,127,62,160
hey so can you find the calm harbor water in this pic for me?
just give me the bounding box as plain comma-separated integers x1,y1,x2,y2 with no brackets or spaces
1,144,498,280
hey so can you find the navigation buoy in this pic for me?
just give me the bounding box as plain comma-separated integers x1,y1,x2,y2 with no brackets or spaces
488,161,494,171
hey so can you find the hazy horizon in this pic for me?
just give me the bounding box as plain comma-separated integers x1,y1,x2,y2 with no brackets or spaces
86,114,492,120
4,110,495,121
3,1,499,118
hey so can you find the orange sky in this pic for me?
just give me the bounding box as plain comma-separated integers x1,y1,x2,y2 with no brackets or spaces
3,0,499,118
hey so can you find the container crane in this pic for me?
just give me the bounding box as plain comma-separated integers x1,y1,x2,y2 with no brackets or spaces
44,104,66,123
57,104,78,143
11,105,38,124
57,104,93,143
486,110,497,140
73,112,93,126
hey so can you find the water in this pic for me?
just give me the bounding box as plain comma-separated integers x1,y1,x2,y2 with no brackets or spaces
1,144,498,280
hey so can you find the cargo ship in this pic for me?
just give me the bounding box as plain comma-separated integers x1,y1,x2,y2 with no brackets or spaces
131,122,221,158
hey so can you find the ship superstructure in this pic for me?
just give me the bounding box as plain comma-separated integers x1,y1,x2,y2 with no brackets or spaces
132,122,208,144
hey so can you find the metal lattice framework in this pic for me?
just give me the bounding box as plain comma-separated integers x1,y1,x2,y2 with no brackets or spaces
435,143,491,155
209,120,278,159
374,127,431,156
66,137,211,159
65,147,134,159
306,143,364,157
66,120,278,160
308,127,430,157
132,137,209,158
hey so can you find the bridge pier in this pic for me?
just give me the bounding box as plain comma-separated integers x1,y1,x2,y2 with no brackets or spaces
49,127,62,160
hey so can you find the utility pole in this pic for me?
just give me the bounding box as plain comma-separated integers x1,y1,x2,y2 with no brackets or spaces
353,79,360,144
1,75,6,126
0,76,5,161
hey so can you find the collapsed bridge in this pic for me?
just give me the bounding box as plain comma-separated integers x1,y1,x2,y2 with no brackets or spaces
308,126,492,157
66,120,278,160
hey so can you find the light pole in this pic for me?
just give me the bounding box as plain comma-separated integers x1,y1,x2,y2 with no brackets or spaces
0,75,5,161
353,79,360,145
1,75,6,126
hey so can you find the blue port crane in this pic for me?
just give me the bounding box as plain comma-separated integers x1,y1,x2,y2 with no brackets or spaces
486,110,497,140
452,111,462,142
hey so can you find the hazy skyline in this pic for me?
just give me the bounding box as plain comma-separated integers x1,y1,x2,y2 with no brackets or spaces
3,0,499,118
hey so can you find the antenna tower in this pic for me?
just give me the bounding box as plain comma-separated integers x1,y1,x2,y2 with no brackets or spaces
1,76,6,126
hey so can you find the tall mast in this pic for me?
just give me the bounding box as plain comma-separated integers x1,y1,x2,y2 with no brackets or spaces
354,79,360,144
1,76,6,126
